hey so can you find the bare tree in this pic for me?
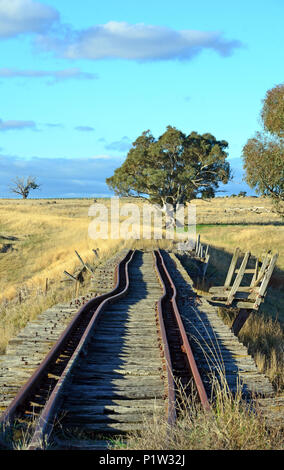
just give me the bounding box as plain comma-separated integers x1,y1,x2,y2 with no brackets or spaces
10,176,40,199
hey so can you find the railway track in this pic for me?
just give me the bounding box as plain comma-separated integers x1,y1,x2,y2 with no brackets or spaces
0,249,209,450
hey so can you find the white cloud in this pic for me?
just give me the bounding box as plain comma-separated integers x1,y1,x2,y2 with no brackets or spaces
0,0,59,38
38,21,242,62
0,67,98,84
0,3,242,63
90,155,114,160
75,125,95,132
0,119,37,131
105,136,132,152
44,122,64,128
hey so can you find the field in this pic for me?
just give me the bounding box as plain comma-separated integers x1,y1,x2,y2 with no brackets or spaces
0,197,172,351
0,195,283,351
0,198,115,303
0,197,173,301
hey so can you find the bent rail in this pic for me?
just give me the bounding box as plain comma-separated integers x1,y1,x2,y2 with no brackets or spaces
153,252,177,425
154,249,210,414
1,248,209,450
28,249,136,449
0,250,134,444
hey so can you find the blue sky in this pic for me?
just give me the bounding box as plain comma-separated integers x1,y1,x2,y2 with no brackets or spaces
0,0,283,198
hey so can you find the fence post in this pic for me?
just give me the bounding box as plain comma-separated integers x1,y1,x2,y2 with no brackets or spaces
224,247,240,288
231,309,251,335
195,234,200,255
75,280,80,298
226,252,250,305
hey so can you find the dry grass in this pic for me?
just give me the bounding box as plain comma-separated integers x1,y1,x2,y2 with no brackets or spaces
112,379,284,450
191,195,283,225
0,198,132,351
0,198,175,352
218,307,284,392
0,198,117,302
196,224,284,276
0,197,173,303
191,226,284,325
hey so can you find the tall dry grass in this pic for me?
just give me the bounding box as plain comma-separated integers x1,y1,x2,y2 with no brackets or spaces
191,195,283,225
112,378,283,450
0,198,176,352
0,198,122,302
189,222,284,325
0,198,134,351
0,238,128,353
218,307,284,392
0,198,174,303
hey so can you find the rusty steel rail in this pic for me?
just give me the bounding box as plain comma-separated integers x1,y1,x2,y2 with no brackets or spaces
154,249,210,414
28,249,136,449
1,248,209,450
28,249,176,449
28,249,182,449
153,254,177,425
0,249,134,447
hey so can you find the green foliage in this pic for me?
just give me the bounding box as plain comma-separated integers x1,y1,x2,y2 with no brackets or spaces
243,133,284,199
242,83,284,215
106,126,231,207
201,187,215,199
261,83,284,138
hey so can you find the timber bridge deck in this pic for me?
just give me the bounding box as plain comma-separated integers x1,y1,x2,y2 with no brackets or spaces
0,248,282,449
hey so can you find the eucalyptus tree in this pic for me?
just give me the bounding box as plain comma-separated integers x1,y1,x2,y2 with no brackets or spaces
242,83,284,215
106,126,231,211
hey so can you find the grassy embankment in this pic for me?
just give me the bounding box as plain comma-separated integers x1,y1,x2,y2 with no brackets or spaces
113,381,283,450
0,198,172,352
182,197,284,393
